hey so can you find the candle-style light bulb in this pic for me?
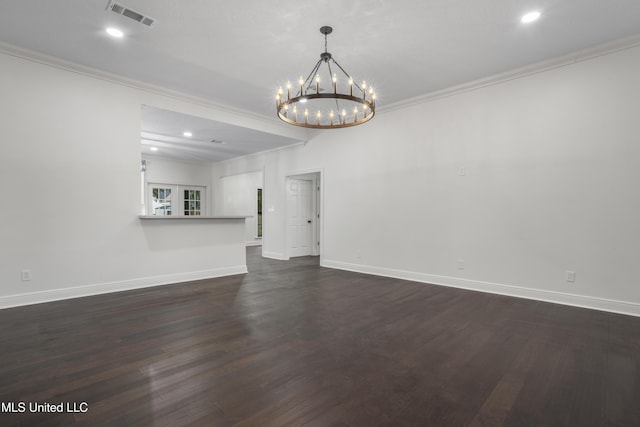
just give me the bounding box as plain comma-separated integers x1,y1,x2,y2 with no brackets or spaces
342,108,347,124
330,110,334,125
286,81,291,99
304,109,308,124
315,76,320,94
348,78,353,96
354,106,358,122
332,73,337,93
362,81,367,100
293,106,298,121
299,77,304,96
317,110,321,125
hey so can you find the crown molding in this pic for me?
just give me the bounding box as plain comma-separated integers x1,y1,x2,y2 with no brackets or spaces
379,34,640,114
4,33,639,130
0,41,309,140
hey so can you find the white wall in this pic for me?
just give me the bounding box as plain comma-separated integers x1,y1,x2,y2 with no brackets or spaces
143,155,214,190
0,48,302,308
212,44,640,315
3,41,639,315
211,147,309,260
216,171,263,244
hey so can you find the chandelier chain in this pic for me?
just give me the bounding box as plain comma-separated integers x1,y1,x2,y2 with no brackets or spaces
302,59,323,95
331,58,363,93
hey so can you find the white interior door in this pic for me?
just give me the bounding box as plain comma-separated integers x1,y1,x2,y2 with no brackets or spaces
287,178,313,257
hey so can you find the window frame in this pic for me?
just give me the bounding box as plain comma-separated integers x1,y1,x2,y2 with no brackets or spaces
147,182,207,217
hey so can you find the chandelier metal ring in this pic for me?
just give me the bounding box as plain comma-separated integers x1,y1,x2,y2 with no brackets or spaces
275,26,377,129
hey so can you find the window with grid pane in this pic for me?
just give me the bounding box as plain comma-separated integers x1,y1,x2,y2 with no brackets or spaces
151,186,173,216
147,184,205,216
183,188,202,216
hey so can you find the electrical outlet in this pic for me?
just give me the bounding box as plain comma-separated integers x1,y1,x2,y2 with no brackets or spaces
457,259,465,270
458,166,466,176
21,270,32,281
566,270,576,283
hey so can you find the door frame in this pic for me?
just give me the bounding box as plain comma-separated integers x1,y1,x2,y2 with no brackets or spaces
284,169,323,261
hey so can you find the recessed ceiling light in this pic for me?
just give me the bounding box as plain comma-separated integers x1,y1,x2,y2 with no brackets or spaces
149,147,158,151
106,27,124,38
521,11,541,24
183,131,193,137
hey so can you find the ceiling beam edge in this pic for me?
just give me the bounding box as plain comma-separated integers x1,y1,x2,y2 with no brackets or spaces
0,40,310,142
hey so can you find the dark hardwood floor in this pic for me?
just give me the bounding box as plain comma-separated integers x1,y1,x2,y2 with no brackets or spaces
1,247,639,426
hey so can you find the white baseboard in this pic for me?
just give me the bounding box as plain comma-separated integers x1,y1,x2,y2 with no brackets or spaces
0,265,247,309
262,251,287,260
321,259,640,317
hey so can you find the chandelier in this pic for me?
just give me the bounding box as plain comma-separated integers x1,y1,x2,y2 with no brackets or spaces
276,26,376,129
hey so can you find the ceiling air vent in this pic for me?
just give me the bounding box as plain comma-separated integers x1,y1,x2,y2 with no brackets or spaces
106,1,156,27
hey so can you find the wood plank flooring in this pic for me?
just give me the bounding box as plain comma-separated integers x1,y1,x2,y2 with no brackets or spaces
1,246,639,426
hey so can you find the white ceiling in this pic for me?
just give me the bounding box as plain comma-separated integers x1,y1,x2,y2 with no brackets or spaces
141,105,302,163
1,0,639,161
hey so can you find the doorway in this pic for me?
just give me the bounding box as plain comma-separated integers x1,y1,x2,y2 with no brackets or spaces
286,172,321,258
